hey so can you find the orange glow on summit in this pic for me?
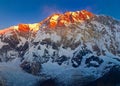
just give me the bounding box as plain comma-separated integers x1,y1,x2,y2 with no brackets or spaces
18,23,40,32
45,10,94,28
49,14,60,28
0,10,94,34
0,23,40,34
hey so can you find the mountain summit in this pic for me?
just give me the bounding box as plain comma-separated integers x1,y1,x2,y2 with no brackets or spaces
40,10,94,28
0,10,94,34
0,10,120,86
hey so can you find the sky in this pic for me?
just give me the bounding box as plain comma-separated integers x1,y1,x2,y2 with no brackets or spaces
0,0,120,29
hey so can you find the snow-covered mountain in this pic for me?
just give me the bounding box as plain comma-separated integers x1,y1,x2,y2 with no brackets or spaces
0,10,120,86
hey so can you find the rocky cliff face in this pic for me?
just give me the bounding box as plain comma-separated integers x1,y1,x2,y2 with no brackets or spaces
0,10,120,86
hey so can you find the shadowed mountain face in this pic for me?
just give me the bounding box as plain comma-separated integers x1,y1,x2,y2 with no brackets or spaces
0,10,120,86
84,66,120,86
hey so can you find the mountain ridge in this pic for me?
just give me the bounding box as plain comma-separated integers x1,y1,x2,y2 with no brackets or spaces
0,10,94,34
0,10,120,86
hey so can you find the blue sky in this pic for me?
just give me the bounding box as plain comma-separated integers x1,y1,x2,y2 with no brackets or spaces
0,0,120,29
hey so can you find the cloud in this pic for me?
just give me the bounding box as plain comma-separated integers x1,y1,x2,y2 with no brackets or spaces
42,6,63,16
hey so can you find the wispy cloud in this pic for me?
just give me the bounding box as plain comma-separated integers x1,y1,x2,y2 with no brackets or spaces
42,5,63,16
